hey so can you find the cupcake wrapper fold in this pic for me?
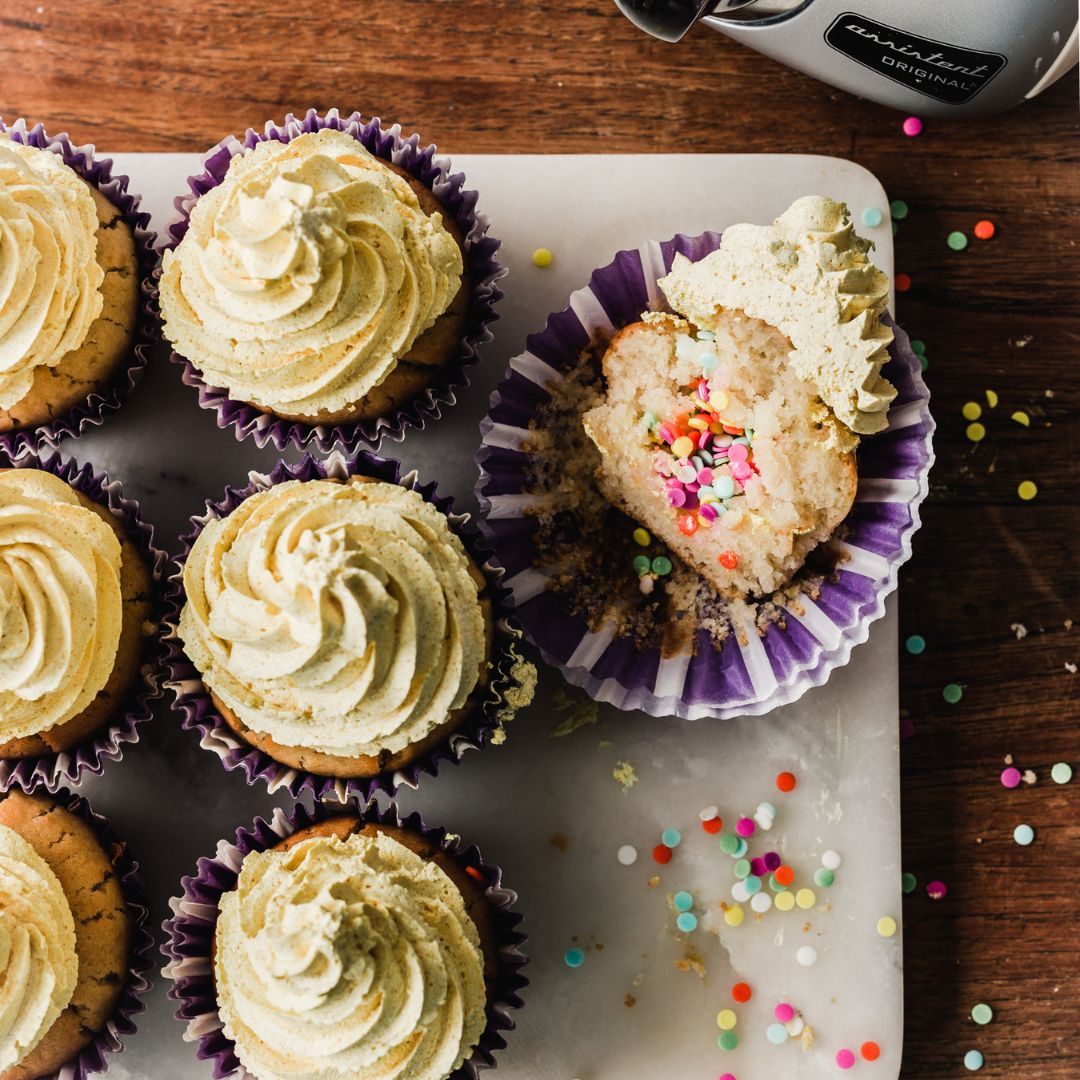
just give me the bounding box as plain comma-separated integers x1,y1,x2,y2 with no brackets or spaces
0,447,168,792
163,107,505,453
0,117,160,455
162,798,528,1080
33,785,155,1079
161,449,535,801
476,233,935,719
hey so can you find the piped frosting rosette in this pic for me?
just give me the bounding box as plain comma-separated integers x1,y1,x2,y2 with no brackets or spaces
1,786,154,1079
0,118,159,455
0,447,167,792
161,450,535,801
476,224,934,719
162,108,504,453
162,799,527,1080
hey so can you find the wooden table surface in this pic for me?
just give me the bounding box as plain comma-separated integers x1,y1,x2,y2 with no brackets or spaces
3,2,1078,1076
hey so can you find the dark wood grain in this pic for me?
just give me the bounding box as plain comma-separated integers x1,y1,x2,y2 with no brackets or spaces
2,2,1078,1076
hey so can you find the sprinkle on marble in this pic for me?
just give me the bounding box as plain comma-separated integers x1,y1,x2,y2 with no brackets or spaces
564,948,585,968
821,850,842,871
862,1041,881,1061
674,890,694,912
774,1003,795,1023
836,1048,857,1069
724,905,745,927
795,888,817,910
814,868,835,889
877,916,898,938
766,1022,789,1045
861,206,883,228
732,982,753,1003
531,247,554,268
775,892,796,912
717,1008,738,1030
662,828,683,849
676,912,699,933
718,1030,739,1051
796,945,818,966
776,771,797,793
653,844,673,865
927,880,948,900
617,844,638,866
735,817,756,839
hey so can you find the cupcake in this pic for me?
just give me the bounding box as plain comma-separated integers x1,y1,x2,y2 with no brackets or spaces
176,470,495,780
164,803,527,1080
159,113,500,449
0,465,155,773
0,132,141,440
0,787,148,1079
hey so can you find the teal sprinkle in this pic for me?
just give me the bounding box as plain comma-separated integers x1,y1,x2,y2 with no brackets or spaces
744,875,762,895
964,1050,984,1071
905,634,926,655
1013,823,1035,846
661,828,682,849
766,1022,789,1045
673,890,694,912
861,206,884,228
564,948,585,969
698,450,714,466
890,198,909,220
731,838,748,858
701,352,720,371
691,455,703,469
733,859,751,880
632,555,651,576
813,868,835,888
698,486,715,500
651,556,673,576
902,872,917,894
732,436,750,446
676,912,698,933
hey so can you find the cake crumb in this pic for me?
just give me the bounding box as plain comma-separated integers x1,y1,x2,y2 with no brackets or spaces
624,993,637,1008
613,761,639,792
647,876,661,888
1022,770,1037,785
674,952,706,979
549,832,570,852
1066,662,1077,674
490,657,538,743
550,689,599,737
1010,622,1028,640
801,1026,816,1051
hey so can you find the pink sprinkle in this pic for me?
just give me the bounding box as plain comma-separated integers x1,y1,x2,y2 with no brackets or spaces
900,715,916,739
699,383,710,401
658,424,676,444
700,503,719,522
728,443,749,463
697,430,712,449
774,1003,795,1023
902,115,923,137
763,851,781,871
731,461,752,482
677,464,697,483
719,1075,736,1080
683,493,700,511
927,880,947,900
1000,767,1021,788
836,1049,856,1070
735,817,756,838
685,481,700,493
668,488,687,508
697,467,714,486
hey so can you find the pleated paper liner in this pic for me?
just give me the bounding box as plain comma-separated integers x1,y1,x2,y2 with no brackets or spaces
476,232,934,719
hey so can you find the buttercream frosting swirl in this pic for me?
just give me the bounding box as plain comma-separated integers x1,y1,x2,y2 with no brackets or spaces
178,477,487,757
159,129,463,416
0,469,123,742
660,195,896,435
0,137,104,410
216,831,487,1080
0,823,78,1071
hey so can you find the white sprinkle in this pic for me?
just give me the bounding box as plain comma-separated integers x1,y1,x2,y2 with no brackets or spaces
787,1016,805,1036
731,881,751,903
699,805,720,822
796,946,818,967
821,849,842,870
751,892,773,913
617,845,638,866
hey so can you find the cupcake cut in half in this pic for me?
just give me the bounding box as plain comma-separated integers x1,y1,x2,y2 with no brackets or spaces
213,816,494,1080
178,475,493,778
0,137,140,435
0,469,153,761
0,789,133,1080
582,196,895,600
159,127,468,426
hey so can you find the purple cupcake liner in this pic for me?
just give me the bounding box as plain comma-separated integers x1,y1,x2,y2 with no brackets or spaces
8,785,155,1079
0,446,168,792
161,449,535,802
0,118,160,456
161,107,505,454
476,232,935,720
162,797,528,1080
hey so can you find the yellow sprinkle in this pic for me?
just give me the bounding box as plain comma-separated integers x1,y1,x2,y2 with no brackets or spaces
962,401,982,421
985,389,998,408
717,1009,738,1030
775,891,796,912
877,916,898,938
724,905,745,927
671,436,695,459
1017,480,1038,501
709,423,724,435
795,888,816,910
632,528,651,547
711,390,730,410
966,422,986,442
688,417,710,431
1011,410,1030,426
531,247,553,268
696,514,712,529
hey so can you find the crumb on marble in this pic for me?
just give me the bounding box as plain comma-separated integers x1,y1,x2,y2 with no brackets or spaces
613,760,638,792
549,832,570,852
550,689,599,737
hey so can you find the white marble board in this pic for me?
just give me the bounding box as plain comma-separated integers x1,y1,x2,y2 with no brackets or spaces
70,152,904,1080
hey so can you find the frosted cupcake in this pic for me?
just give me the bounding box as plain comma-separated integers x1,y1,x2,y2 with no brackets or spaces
0,788,148,1079
0,468,153,766
160,126,469,429
177,474,494,778
0,135,140,438
214,816,493,1080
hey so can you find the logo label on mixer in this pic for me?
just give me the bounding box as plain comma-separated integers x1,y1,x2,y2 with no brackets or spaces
825,13,1006,104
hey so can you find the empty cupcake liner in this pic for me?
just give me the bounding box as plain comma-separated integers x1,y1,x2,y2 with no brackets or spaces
0,447,168,792
0,117,160,456
476,232,935,720
162,107,505,454
161,449,535,802
162,797,528,1080
25,785,155,1079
